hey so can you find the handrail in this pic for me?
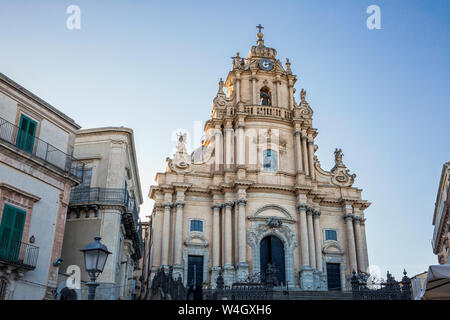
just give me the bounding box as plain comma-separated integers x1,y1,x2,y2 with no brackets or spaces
0,116,84,181
0,240,39,269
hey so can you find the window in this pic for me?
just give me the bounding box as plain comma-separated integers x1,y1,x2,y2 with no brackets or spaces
325,229,338,241
263,149,278,171
190,220,203,232
16,114,37,153
0,204,26,262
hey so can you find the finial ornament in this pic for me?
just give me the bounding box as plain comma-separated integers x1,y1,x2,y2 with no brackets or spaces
256,24,264,44
218,78,224,93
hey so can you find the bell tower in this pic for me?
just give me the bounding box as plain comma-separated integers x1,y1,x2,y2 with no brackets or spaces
222,25,297,110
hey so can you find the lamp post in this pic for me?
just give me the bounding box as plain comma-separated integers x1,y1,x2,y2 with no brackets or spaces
80,236,112,300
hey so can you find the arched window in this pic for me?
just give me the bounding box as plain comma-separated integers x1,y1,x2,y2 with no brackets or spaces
263,149,278,171
260,87,271,106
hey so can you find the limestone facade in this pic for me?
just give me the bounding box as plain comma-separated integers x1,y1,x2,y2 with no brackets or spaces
58,127,143,300
432,162,450,264
0,72,82,299
146,29,371,291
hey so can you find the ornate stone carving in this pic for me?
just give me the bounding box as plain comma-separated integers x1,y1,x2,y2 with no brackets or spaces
266,216,283,228
236,198,248,207
184,232,209,248
330,148,356,187
223,201,235,208
167,133,193,173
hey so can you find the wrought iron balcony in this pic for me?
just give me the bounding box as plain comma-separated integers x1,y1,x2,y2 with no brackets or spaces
70,187,130,206
0,240,39,270
0,116,84,181
69,186,142,257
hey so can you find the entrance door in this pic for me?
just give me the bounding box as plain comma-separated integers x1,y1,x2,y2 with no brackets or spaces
187,255,203,287
0,204,26,261
260,236,285,284
326,263,341,290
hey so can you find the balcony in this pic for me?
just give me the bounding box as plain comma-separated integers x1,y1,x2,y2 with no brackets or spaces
69,186,142,258
0,241,39,270
0,116,84,181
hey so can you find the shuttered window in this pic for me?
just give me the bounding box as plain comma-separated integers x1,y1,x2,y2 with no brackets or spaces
0,204,26,262
16,115,37,153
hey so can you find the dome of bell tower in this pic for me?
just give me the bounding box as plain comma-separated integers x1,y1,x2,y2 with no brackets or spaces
248,25,277,60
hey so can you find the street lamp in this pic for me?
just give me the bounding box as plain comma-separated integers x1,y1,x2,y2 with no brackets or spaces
80,236,111,300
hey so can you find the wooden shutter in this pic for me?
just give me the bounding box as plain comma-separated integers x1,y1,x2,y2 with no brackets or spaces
16,115,37,153
0,205,26,261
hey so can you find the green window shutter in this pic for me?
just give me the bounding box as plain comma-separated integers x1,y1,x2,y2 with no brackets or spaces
16,115,37,153
0,205,26,261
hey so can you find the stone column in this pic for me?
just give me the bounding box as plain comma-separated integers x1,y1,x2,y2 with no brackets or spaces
294,131,303,173
297,203,314,290
301,133,309,176
353,217,365,273
252,73,257,105
313,210,323,272
306,207,316,269
211,204,222,267
173,200,185,275
214,127,223,172
276,79,281,107
296,203,309,267
225,128,234,170
236,198,249,280
235,74,241,103
236,124,245,166
288,84,294,109
344,214,358,273
161,201,172,268
307,137,315,180
223,201,235,285
151,205,163,269
361,218,369,271
211,203,222,286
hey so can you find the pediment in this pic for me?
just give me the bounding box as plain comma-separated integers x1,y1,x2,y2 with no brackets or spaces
250,204,295,223
322,241,344,255
185,232,208,248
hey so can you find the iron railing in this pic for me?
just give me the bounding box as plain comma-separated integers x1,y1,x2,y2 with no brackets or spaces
351,270,412,300
69,186,143,255
70,187,129,206
0,116,84,180
0,240,39,270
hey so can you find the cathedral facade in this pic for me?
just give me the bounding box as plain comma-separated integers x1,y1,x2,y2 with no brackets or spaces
148,27,371,291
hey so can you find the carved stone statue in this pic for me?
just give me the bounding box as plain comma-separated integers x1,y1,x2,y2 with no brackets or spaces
260,91,271,106
300,88,306,104
173,133,190,169
334,148,344,166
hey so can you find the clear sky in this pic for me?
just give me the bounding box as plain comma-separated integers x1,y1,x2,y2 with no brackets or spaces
0,0,449,280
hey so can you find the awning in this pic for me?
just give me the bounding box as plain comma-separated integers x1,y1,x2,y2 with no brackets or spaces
419,264,450,300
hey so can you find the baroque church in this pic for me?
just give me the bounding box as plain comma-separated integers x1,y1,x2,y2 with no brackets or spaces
148,26,371,291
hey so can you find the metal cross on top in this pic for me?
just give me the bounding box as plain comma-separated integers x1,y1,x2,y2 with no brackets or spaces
256,24,264,32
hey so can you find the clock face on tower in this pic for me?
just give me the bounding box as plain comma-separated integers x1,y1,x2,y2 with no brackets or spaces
258,59,273,71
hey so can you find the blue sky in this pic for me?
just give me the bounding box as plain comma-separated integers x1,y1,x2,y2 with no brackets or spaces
0,0,449,279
